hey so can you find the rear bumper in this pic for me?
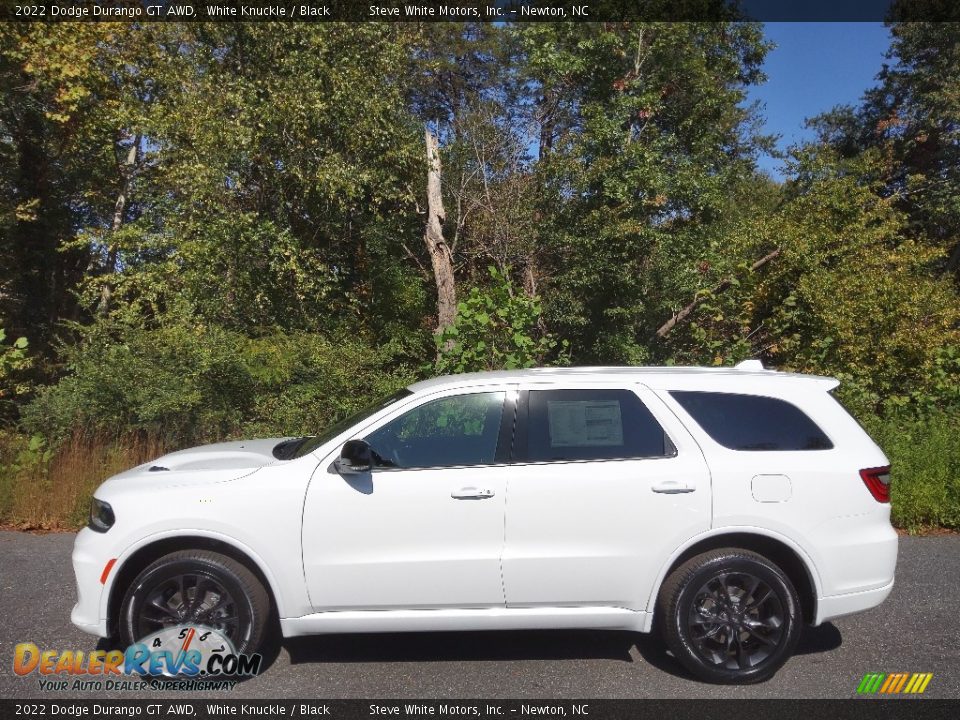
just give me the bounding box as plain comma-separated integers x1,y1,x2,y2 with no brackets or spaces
811,509,897,625
812,505,898,601
815,578,895,625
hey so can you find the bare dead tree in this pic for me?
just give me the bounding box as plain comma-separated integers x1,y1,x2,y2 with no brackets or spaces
423,126,457,334
97,135,140,316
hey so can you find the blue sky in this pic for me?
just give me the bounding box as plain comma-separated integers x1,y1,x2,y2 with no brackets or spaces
748,23,893,178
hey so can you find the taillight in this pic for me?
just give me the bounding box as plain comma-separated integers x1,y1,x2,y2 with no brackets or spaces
860,465,891,503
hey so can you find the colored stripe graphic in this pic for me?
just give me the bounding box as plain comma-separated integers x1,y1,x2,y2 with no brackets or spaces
857,672,933,694
857,673,885,694
905,673,934,694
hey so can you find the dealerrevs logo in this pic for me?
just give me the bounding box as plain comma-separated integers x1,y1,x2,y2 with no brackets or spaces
14,625,261,691
857,672,934,695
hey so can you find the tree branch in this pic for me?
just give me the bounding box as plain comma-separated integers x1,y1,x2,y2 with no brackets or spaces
653,248,781,340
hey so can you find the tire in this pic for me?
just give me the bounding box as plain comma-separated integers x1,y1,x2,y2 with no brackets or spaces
118,550,270,655
656,548,801,684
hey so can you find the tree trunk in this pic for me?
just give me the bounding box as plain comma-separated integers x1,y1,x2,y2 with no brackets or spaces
423,126,457,334
523,262,538,297
97,137,140,316
523,90,556,302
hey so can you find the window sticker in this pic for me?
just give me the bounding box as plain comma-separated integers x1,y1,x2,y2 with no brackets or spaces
547,400,624,447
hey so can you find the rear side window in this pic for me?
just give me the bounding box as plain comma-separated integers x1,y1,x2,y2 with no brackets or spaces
670,391,833,451
525,389,674,462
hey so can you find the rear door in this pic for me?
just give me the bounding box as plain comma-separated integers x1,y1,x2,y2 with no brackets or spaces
501,383,711,611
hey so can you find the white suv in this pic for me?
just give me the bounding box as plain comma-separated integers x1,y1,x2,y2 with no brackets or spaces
72,363,897,683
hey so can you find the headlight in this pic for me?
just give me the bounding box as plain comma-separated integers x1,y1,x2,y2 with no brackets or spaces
88,498,115,533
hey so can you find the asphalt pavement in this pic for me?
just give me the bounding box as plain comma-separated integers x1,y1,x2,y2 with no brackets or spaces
0,531,957,699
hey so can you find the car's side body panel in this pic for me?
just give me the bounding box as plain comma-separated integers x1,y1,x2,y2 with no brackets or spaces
72,365,897,645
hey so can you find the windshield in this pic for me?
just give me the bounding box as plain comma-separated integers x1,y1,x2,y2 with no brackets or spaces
286,388,414,459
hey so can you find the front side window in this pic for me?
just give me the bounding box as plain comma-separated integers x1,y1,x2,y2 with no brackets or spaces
365,391,506,469
525,388,673,462
670,391,833,451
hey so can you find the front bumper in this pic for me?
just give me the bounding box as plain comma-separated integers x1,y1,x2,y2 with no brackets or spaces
71,527,111,637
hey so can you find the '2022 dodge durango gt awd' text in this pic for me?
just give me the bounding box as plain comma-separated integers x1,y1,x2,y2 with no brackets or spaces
73,362,897,683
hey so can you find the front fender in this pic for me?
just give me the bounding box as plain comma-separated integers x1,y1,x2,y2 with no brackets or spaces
99,527,299,626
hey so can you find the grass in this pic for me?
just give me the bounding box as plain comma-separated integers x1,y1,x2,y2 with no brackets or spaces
0,431,167,531
867,411,960,533
0,410,957,534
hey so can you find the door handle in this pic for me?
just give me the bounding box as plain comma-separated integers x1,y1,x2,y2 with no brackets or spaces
651,481,695,494
451,487,495,500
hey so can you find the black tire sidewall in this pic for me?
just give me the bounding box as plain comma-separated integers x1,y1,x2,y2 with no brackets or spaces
120,555,260,655
667,553,801,684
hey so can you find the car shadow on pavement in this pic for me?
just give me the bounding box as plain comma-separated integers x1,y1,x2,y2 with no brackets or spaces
630,621,843,681
271,622,842,680
94,618,842,683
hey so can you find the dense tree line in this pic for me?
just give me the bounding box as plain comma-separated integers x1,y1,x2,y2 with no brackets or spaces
1,21,958,446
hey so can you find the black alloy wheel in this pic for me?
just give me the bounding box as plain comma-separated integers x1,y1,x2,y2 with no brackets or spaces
686,571,785,670
118,550,269,655
136,570,241,642
657,548,802,684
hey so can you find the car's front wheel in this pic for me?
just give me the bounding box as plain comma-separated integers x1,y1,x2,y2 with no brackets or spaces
118,550,269,654
657,548,801,684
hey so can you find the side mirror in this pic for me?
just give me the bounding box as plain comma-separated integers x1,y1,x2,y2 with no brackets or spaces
337,439,373,474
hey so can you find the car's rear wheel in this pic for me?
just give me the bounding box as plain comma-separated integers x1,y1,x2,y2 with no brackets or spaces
657,548,801,684
118,550,269,654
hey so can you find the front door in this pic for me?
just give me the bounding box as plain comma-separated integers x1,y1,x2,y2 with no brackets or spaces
501,384,711,611
302,388,514,611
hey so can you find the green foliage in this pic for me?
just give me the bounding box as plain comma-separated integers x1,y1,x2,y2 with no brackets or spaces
0,329,32,419
0,429,50,494
23,319,415,445
768,150,958,415
866,410,960,533
658,148,959,417
808,22,960,280
0,429,29,518
436,267,567,374
521,22,773,362
1,23,428,354
2,22,960,531
24,321,253,442
237,331,417,439
910,345,960,412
